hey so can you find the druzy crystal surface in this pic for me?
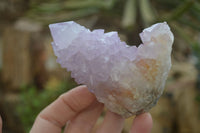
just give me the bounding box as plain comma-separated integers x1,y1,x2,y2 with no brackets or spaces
49,21,174,118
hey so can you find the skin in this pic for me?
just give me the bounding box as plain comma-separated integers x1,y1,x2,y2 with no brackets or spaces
0,86,153,133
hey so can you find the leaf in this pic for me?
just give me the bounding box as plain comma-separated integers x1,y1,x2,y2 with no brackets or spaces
139,0,156,26
121,0,137,29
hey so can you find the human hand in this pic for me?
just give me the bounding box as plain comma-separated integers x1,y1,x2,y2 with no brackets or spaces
30,85,153,133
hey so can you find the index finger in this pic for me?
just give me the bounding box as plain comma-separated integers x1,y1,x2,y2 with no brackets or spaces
30,85,96,133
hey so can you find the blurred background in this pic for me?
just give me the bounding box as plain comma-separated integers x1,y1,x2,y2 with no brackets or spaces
0,0,200,132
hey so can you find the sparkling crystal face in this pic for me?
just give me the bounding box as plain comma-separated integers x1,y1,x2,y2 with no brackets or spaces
49,21,174,118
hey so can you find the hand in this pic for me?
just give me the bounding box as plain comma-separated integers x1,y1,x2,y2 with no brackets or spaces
0,85,151,133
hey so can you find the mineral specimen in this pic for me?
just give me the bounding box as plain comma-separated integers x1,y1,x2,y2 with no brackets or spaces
49,21,174,118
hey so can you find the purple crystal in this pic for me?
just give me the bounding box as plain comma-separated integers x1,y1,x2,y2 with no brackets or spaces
49,21,174,118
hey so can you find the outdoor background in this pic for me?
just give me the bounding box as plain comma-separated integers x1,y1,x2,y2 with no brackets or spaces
0,0,200,132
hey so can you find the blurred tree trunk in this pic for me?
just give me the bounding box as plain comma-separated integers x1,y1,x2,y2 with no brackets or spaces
2,24,32,89
2,19,48,90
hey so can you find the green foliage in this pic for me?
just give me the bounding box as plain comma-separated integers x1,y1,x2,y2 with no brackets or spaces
16,81,77,132
26,0,117,25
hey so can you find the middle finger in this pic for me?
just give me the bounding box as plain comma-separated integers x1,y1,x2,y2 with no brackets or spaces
64,100,104,133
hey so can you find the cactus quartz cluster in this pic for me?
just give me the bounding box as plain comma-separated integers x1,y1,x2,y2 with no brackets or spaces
49,21,174,118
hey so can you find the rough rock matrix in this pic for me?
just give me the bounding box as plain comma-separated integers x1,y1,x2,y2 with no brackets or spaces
49,21,174,118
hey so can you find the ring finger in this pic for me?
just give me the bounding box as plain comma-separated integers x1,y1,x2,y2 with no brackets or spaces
96,111,124,133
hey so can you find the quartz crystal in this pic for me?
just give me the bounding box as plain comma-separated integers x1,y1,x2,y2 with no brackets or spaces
49,21,174,118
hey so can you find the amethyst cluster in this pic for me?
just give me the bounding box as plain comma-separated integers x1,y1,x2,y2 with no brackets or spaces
49,21,174,118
